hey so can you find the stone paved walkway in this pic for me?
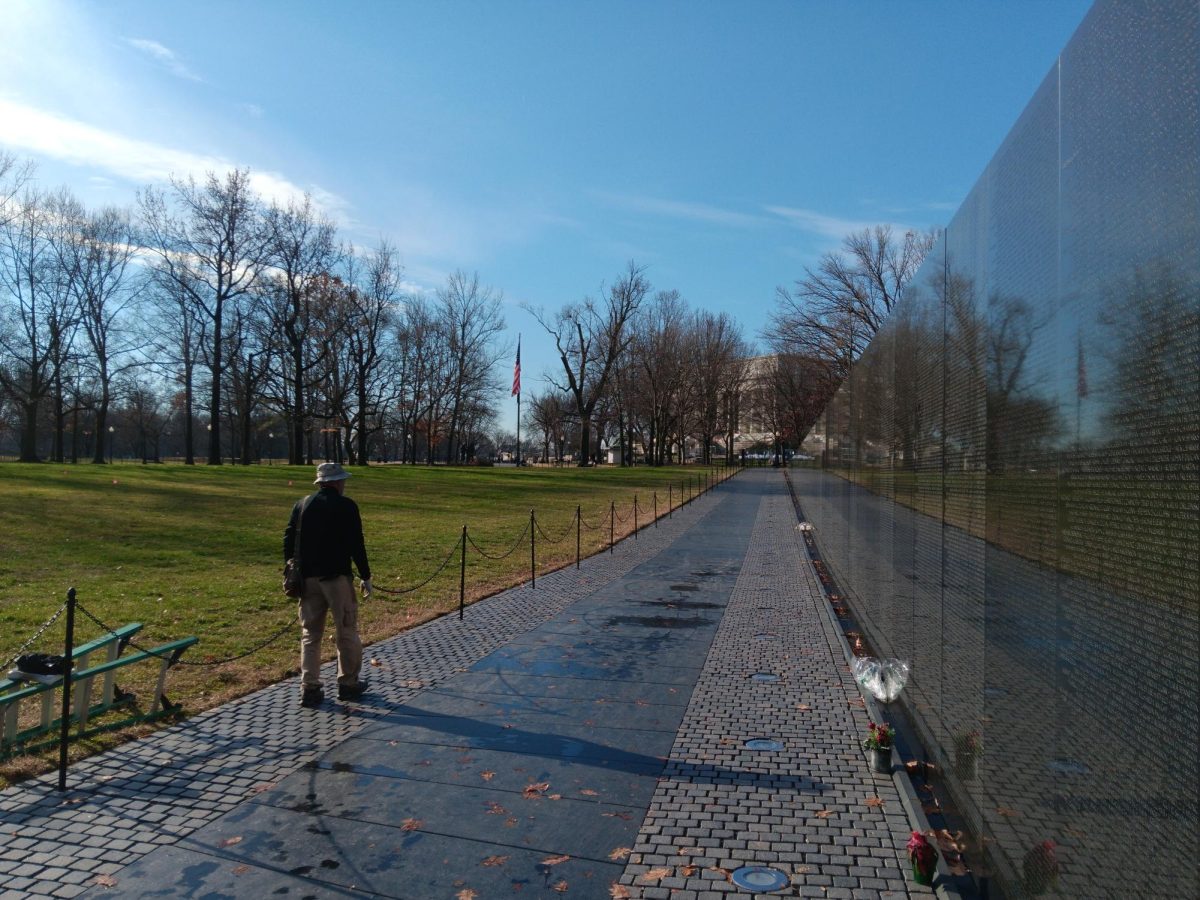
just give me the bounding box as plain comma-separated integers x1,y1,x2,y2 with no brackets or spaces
1,471,934,899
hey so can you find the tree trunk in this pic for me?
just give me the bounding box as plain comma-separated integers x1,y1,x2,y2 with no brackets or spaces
577,417,591,467
20,400,40,462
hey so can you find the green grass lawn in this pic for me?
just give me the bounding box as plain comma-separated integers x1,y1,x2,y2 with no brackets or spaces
0,461,733,783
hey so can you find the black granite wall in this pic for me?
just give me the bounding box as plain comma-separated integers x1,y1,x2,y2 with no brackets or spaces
796,2,1198,895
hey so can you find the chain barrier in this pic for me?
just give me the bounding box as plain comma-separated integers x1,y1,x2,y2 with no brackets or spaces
578,510,606,531
534,515,574,545
3,602,69,671
612,503,631,525
375,537,462,594
466,519,530,561
74,601,294,666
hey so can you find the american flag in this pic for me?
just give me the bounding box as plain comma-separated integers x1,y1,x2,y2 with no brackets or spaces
511,337,521,397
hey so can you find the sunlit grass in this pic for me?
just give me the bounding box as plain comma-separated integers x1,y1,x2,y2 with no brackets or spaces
0,461,732,785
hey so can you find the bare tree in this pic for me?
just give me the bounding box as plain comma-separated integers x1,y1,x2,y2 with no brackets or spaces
55,202,144,463
627,289,688,465
343,243,401,465
437,270,505,463
770,226,935,385
139,170,271,464
264,195,337,464
689,309,748,464
528,390,571,463
528,261,650,466
0,186,78,461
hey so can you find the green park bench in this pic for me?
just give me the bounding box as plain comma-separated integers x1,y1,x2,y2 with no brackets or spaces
1,623,198,755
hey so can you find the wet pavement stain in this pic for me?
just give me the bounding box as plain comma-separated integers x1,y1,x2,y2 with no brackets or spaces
637,597,724,611
604,615,714,629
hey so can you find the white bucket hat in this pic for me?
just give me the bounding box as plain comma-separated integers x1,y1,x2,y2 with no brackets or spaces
314,462,352,484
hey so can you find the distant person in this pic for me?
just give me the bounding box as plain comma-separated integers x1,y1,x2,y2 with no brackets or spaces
283,462,373,708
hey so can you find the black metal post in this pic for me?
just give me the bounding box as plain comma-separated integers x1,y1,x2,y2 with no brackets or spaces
609,500,614,553
576,505,581,569
58,587,76,791
459,525,467,620
633,495,638,539
668,484,672,518
653,491,658,527
530,508,536,589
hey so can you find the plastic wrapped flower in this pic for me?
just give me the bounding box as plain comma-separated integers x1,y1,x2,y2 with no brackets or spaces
907,831,938,884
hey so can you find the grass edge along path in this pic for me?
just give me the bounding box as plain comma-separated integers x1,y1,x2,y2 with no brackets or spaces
0,462,738,787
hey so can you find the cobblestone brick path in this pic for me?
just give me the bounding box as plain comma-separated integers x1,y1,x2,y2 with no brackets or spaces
0,471,927,899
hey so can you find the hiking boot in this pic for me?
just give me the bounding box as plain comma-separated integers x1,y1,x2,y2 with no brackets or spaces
337,680,368,701
300,686,324,708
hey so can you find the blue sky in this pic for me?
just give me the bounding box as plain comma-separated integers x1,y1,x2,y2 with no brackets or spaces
2,0,1092,430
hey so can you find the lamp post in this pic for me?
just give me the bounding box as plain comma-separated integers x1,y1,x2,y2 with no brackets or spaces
406,433,412,465
107,425,114,464
268,433,274,466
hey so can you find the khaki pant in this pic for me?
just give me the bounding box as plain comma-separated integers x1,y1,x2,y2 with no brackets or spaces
298,575,362,688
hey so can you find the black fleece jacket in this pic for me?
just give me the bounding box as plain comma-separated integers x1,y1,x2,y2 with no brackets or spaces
283,487,371,581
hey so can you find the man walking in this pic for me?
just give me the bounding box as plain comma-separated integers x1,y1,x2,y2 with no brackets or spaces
284,462,373,707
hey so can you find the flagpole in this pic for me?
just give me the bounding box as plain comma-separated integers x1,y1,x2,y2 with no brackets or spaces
514,335,521,465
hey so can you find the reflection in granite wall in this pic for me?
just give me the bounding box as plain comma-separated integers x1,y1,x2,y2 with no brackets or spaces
794,2,1198,896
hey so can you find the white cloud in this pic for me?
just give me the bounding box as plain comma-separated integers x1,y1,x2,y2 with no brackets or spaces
763,205,879,239
239,102,264,119
0,97,351,220
124,38,202,82
593,191,764,228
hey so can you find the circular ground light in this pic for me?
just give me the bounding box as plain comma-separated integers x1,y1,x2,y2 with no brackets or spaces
751,672,780,683
744,738,784,751
730,866,790,893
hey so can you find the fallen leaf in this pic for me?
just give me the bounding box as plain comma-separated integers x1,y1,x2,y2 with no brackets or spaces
482,855,509,867
401,818,423,831
457,890,477,900
504,817,519,827
608,847,632,861
995,806,1020,818
542,854,571,867
639,867,672,882
370,658,382,667
481,770,496,781
795,704,812,711
250,782,276,794
220,836,243,847
602,811,633,820
232,865,250,875
553,881,568,893
94,875,117,887
814,809,834,819
681,865,697,876
524,782,551,798
609,884,632,899
485,801,508,815
865,797,885,808
581,789,599,797
548,794,563,800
